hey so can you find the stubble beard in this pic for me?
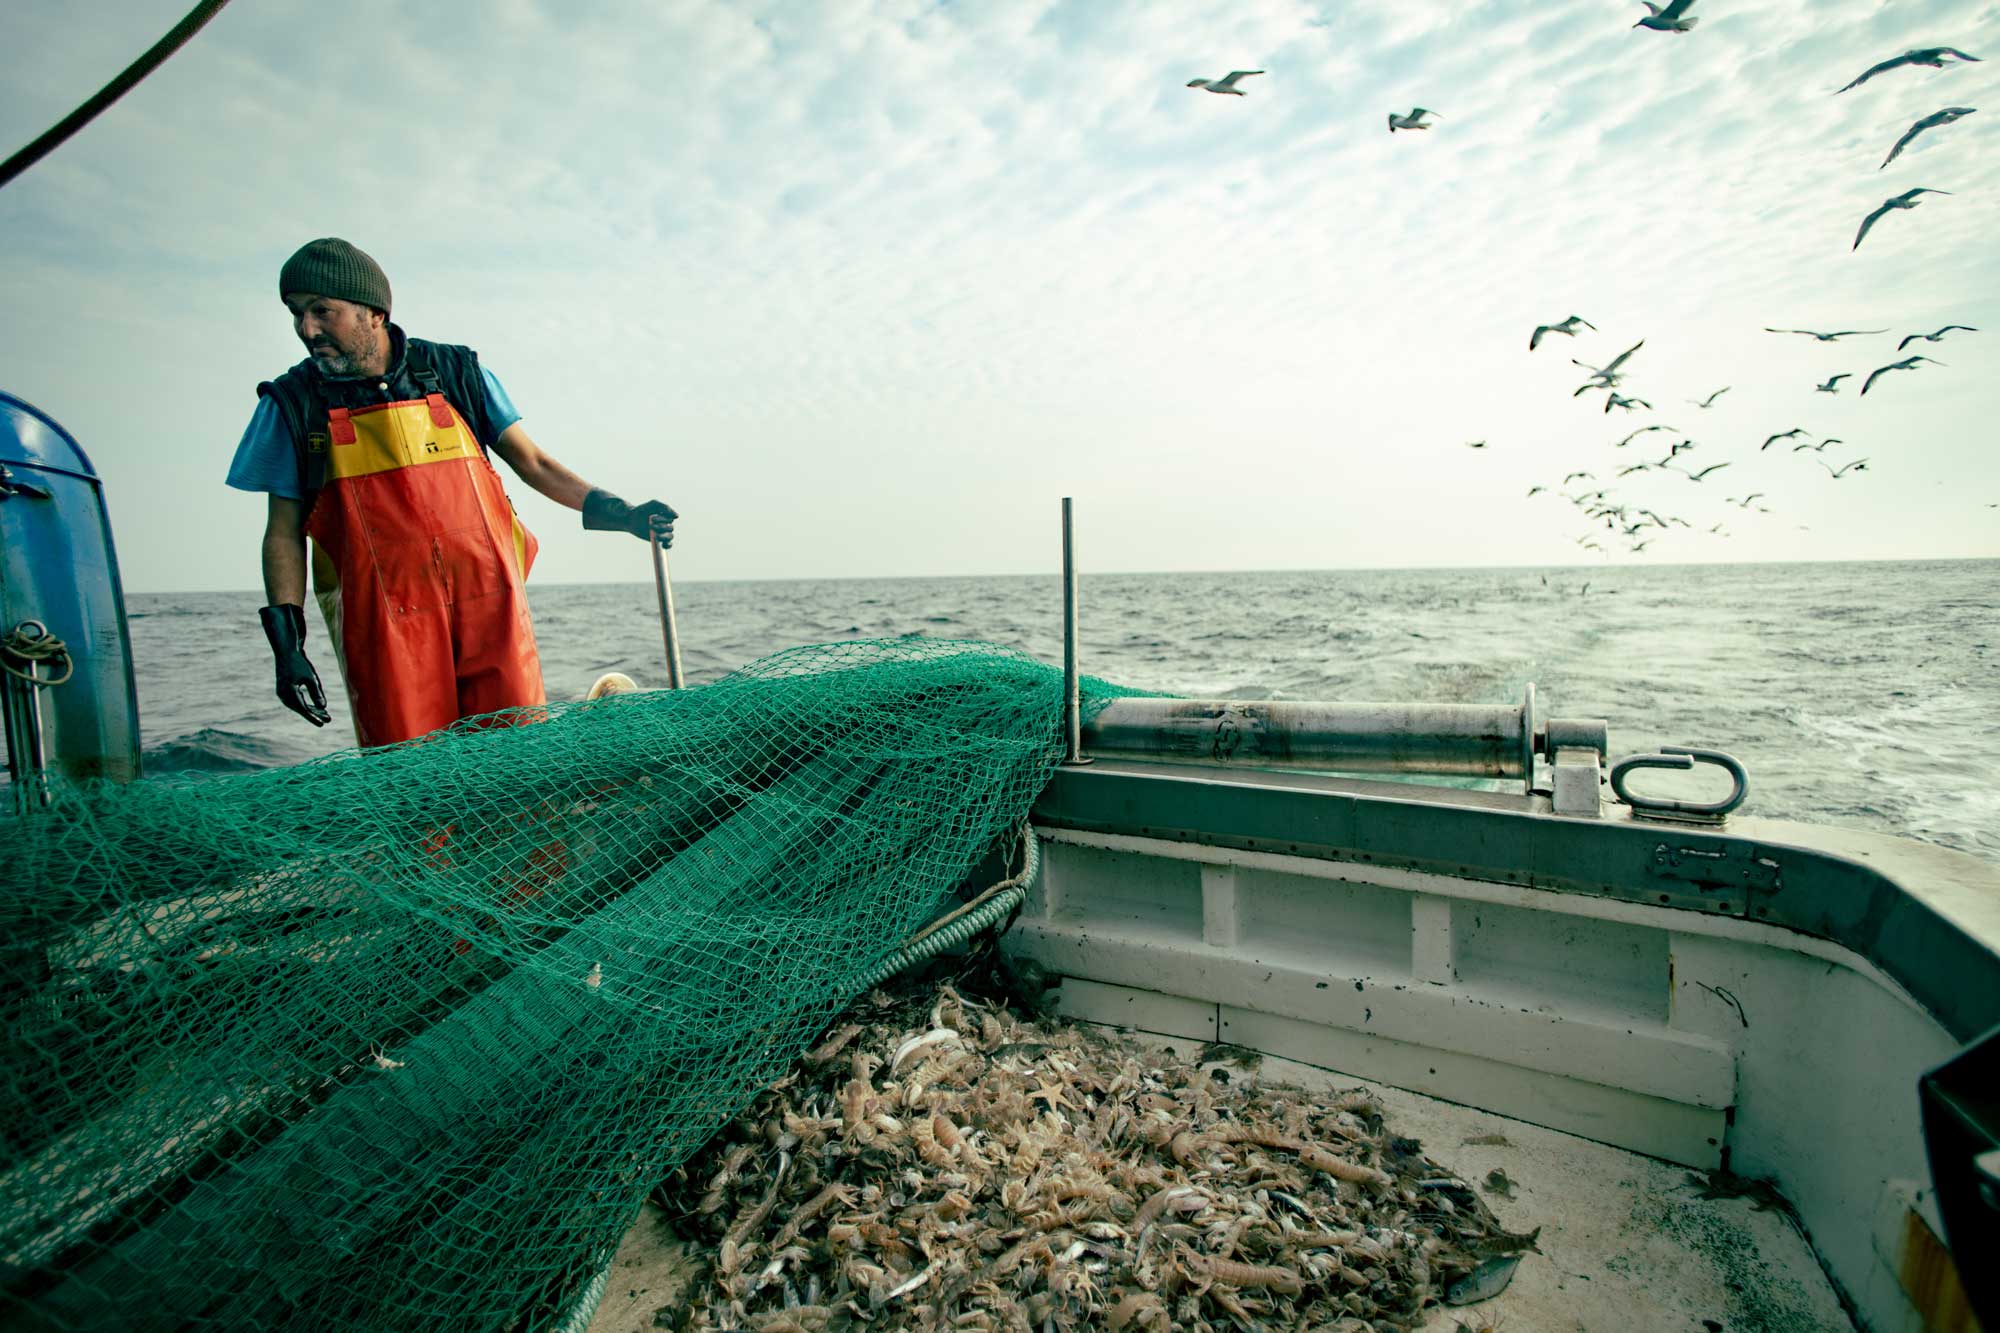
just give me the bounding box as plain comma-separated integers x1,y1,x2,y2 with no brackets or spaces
306,325,382,379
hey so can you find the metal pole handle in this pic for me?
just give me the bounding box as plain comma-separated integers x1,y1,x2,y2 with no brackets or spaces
1062,498,1084,765
649,517,684,690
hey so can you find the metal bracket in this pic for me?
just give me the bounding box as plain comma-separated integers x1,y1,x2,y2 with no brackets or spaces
1612,746,1748,824
0,463,53,502
2,619,57,811
1550,746,1602,818
1645,839,1782,914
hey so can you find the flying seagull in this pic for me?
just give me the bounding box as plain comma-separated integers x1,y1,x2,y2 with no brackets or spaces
1616,424,1678,446
1853,189,1951,250
1464,439,1490,449
1897,324,1976,350
1605,393,1651,414
1762,428,1808,450
1573,339,1645,384
1389,108,1441,132
1881,107,1976,168
1817,458,1869,479
1530,315,1594,350
1836,48,1981,95
1688,463,1730,481
1689,386,1730,409
1765,327,1885,342
1860,355,1944,395
1187,70,1264,95
1815,373,1852,393
1563,471,1594,484
1526,485,1546,497
1792,438,1836,452
1634,0,1699,33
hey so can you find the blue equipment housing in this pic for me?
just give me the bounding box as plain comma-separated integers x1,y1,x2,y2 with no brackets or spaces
0,390,140,786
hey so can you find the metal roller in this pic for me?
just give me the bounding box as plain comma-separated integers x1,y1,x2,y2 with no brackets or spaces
1083,695,1608,779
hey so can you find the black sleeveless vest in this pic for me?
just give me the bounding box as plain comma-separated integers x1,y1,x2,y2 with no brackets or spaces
257,326,494,511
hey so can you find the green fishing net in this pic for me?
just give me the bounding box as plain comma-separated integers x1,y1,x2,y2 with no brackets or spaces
1,637,1121,1331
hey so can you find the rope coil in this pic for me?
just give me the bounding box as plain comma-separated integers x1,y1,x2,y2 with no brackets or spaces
1,622,73,687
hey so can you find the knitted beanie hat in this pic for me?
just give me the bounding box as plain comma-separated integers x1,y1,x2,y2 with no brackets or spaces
279,238,392,315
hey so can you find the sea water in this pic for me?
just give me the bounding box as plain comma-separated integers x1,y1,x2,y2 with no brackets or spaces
124,559,1999,864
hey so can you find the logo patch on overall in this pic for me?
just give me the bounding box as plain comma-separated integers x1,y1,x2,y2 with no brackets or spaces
305,431,330,454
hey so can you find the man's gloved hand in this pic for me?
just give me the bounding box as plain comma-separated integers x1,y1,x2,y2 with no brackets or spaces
259,604,331,727
582,488,677,547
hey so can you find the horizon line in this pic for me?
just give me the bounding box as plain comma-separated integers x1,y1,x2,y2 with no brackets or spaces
126,551,2000,597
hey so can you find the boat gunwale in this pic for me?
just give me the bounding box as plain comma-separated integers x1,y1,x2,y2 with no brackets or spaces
1031,759,2000,1044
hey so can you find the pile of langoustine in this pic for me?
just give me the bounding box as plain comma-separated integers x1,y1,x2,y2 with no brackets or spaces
655,979,1537,1331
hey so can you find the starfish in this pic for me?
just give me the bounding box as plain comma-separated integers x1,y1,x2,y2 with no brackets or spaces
1028,1076,1075,1113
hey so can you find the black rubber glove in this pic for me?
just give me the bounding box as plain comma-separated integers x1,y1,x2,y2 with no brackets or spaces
582,488,677,547
259,604,331,727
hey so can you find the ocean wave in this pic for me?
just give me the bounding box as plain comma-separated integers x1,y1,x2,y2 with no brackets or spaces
143,728,308,776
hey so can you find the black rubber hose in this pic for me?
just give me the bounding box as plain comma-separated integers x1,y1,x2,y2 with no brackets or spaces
0,0,232,191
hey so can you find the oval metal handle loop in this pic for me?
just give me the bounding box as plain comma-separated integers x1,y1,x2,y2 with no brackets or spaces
1610,746,1748,818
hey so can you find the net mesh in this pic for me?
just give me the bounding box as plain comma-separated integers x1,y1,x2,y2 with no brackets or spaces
1,637,1125,1331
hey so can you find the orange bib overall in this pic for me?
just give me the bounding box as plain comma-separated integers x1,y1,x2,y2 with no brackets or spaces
304,389,545,747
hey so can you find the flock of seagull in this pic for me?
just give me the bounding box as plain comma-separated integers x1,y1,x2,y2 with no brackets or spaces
1188,8,1987,559
1504,313,1978,555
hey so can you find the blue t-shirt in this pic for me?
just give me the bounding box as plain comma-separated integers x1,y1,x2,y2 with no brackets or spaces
225,367,521,500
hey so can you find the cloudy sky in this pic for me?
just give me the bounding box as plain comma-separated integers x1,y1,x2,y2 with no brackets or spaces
3,0,1995,593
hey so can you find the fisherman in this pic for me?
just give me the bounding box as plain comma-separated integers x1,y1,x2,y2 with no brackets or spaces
226,238,675,746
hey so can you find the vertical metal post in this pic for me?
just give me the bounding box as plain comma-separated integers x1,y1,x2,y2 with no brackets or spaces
1,634,51,811
1061,497,1083,765
649,517,684,690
